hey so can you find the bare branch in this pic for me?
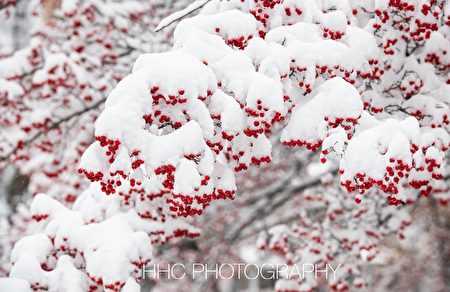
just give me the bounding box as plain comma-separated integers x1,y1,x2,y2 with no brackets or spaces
226,167,338,241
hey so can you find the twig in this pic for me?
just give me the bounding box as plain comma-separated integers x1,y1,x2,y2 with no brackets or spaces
155,0,212,32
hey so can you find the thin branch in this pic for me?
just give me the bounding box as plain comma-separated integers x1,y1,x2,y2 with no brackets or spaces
155,0,212,32
226,167,338,241
0,97,106,162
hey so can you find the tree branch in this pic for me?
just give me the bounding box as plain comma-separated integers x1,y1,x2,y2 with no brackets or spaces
155,0,212,32
0,97,106,162
226,167,338,241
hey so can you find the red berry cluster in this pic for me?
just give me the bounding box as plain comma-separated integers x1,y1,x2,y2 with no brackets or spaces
284,7,302,17
282,139,322,152
30,281,47,291
374,1,440,44
375,8,391,24
244,99,283,138
155,164,176,190
150,86,188,106
364,103,383,114
322,27,344,40
171,228,201,239
409,19,438,42
383,38,397,55
168,188,235,217
269,235,289,255
342,156,412,197
149,86,214,130
387,195,403,206
342,136,448,202
130,259,150,270
104,281,124,292
31,214,49,222
88,274,104,290
400,77,423,98
206,139,224,155
249,0,283,28
221,131,235,142
424,51,450,72
78,137,127,195
130,149,144,170
226,35,254,50
224,147,248,172
96,135,120,163
78,169,103,183
251,155,271,166
284,115,360,152
388,0,415,12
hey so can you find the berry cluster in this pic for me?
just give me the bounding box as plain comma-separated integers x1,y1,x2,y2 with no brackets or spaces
244,99,283,138
322,27,344,40
155,164,176,190
424,51,450,72
400,76,423,98
168,188,235,217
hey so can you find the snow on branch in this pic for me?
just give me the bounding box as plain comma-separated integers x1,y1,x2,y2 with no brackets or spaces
155,0,212,32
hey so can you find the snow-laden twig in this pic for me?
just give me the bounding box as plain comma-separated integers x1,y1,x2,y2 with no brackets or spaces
155,0,212,32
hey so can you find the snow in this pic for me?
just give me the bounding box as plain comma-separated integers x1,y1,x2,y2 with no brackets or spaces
0,78,24,96
339,116,445,196
10,193,165,289
0,278,32,292
282,77,363,145
265,22,323,43
342,26,379,59
175,10,257,40
320,10,348,33
209,90,245,134
173,159,202,195
0,46,38,79
132,52,217,101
